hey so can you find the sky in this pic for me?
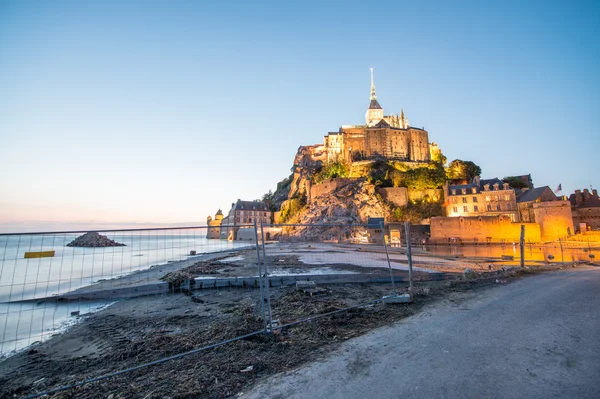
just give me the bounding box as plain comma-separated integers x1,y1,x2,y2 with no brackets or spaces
1,0,599,232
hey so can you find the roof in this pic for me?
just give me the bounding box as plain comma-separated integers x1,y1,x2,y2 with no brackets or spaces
449,184,479,194
516,186,555,203
233,200,270,211
367,217,385,228
374,119,390,128
368,99,382,109
480,178,504,189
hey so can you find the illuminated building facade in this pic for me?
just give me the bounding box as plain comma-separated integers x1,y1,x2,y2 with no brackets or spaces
321,69,436,164
446,178,519,221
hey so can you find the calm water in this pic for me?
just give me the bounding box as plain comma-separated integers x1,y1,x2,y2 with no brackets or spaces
0,231,248,357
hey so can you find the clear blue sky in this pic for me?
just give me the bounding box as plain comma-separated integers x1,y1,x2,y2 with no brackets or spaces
1,0,599,231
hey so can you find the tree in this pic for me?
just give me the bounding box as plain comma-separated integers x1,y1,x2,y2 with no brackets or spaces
446,159,482,182
503,176,529,189
313,160,350,184
431,150,448,166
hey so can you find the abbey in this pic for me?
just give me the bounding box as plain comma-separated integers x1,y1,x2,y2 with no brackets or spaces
322,69,439,164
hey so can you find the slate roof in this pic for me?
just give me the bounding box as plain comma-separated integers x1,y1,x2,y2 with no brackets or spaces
233,200,270,211
369,99,382,109
374,119,390,127
480,178,504,189
367,217,385,228
449,184,479,195
516,186,555,203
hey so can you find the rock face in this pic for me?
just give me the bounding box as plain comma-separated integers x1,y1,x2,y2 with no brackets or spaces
288,145,326,199
288,180,387,241
66,232,126,247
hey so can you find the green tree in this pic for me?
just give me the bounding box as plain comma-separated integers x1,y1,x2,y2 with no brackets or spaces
502,176,529,189
446,159,482,182
313,160,350,184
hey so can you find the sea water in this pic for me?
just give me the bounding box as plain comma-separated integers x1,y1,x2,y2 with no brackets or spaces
0,232,249,358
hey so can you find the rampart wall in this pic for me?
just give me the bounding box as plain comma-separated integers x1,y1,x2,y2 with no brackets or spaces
377,187,443,207
532,201,574,241
430,216,541,243
309,178,364,202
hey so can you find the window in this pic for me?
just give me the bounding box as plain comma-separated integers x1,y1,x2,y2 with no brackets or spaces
462,197,467,203
453,206,458,213
463,206,468,212
497,204,501,211
462,189,467,194
487,204,492,211
485,195,491,201
505,195,511,201
451,189,456,195
473,197,478,203
472,188,477,194
474,205,479,212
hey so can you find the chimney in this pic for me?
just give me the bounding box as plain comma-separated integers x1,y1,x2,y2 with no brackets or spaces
583,189,591,202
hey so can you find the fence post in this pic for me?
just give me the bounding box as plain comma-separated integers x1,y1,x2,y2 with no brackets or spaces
381,221,397,297
259,221,274,332
519,224,525,268
559,238,564,263
253,221,267,332
404,222,414,295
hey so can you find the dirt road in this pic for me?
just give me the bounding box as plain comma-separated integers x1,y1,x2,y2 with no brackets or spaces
241,267,600,399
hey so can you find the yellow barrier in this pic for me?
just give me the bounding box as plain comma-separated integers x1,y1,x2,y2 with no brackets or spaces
24,250,56,259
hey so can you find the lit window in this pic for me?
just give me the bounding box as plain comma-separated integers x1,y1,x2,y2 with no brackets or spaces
486,196,491,201
462,189,467,194
472,188,476,194
453,206,458,213
462,197,467,203
463,206,468,212
505,195,510,201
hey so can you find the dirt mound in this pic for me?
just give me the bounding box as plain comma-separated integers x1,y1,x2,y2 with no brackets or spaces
66,232,126,247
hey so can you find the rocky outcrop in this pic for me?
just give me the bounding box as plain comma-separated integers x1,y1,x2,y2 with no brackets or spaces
287,180,387,241
288,145,326,199
66,232,126,247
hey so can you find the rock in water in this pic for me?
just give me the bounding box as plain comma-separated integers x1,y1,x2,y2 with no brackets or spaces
66,232,126,247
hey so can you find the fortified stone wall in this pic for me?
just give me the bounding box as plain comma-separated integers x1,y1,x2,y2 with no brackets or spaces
377,187,443,207
377,187,408,207
309,177,364,202
430,216,541,243
572,208,600,231
532,201,574,241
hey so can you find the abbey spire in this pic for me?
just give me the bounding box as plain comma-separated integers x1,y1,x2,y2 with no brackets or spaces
365,68,383,126
370,67,377,101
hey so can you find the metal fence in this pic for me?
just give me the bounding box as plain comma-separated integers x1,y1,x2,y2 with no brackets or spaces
0,223,596,398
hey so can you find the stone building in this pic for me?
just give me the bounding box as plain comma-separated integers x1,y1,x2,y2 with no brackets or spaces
569,188,600,231
517,186,574,241
446,177,519,221
308,69,437,165
219,200,273,240
206,209,223,239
